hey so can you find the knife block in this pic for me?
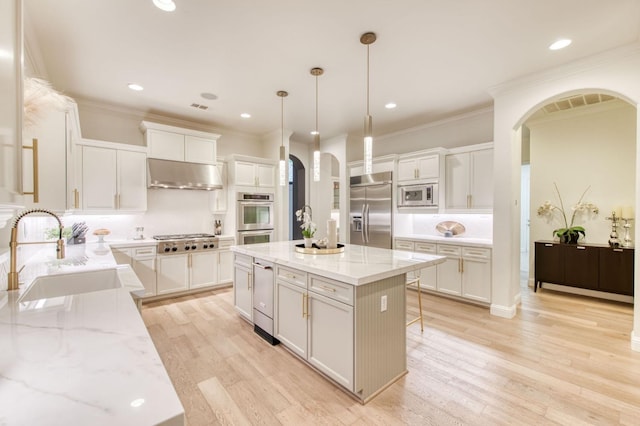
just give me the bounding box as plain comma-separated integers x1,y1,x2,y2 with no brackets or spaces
67,236,86,245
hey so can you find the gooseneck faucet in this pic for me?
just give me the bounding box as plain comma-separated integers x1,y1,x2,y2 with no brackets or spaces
7,209,65,291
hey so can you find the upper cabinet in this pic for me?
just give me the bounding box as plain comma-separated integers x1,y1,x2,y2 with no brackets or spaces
210,160,228,213
348,155,396,177
140,121,220,165
22,105,81,213
233,159,275,189
445,143,493,211
397,153,440,183
79,140,147,212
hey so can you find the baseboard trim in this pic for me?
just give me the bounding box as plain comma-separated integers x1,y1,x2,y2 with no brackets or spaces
632,331,640,352
490,303,517,319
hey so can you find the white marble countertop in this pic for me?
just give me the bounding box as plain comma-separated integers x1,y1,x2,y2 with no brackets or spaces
231,240,446,285
394,233,493,248
0,243,184,426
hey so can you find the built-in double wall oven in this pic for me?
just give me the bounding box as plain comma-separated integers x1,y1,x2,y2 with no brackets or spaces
236,192,274,244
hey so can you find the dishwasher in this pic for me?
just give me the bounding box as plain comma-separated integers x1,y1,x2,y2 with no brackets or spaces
252,259,279,345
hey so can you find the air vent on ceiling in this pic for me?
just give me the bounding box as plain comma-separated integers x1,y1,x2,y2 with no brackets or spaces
190,103,209,110
542,93,615,114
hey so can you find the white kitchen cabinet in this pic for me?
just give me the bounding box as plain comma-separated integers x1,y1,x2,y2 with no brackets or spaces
275,279,308,358
445,147,493,210
461,247,492,303
190,251,218,289
234,254,253,321
235,160,275,188
273,266,354,391
307,289,354,389
80,144,147,212
111,245,157,297
157,254,189,295
348,155,396,177
22,107,81,212
141,122,219,165
436,245,463,296
397,154,439,182
218,248,234,284
394,239,437,291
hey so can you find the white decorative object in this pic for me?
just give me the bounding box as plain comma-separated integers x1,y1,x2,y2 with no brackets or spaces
327,219,337,249
304,237,313,248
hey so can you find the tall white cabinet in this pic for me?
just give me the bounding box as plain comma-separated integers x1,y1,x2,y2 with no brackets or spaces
445,144,493,211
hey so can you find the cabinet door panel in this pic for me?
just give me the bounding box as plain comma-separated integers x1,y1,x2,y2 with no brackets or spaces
233,264,252,321
218,250,234,283
445,153,470,209
132,257,157,297
235,161,256,186
185,135,216,164
157,254,189,294
534,242,564,285
462,258,491,302
469,149,493,209
117,150,147,211
397,159,417,181
190,251,217,289
256,164,274,187
82,146,117,210
562,245,598,290
416,155,438,180
148,130,184,161
436,257,462,295
598,248,634,295
275,280,307,358
308,292,354,390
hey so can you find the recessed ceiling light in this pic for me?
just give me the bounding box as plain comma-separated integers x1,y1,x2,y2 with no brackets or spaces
385,102,397,109
201,92,217,100
240,113,251,118
153,0,176,12
130,398,145,408
549,39,572,51
310,130,319,135
127,83,144,91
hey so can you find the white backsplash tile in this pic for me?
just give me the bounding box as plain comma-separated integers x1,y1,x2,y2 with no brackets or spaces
396,213,493,239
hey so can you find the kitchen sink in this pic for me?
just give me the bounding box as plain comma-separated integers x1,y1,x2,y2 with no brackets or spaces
19,268,123,302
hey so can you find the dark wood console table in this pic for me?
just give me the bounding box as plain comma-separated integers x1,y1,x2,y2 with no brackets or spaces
534,241,634,296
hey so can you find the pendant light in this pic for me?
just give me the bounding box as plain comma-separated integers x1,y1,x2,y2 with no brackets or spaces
310,67,324,182
277,90,288,186
361,32,376,174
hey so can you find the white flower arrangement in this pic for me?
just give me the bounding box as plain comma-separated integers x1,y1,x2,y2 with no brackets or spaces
537,183,599,242
295,209,316,238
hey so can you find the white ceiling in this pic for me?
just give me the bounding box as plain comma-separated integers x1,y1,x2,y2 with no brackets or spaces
23,0,640,144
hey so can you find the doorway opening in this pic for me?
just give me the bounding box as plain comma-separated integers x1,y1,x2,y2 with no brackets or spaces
289,154,305,240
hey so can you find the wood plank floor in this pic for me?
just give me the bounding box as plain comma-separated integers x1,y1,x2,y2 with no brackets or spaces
141,285,640,425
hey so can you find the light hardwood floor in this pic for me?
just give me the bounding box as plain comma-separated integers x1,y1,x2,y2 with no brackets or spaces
142,285,640,425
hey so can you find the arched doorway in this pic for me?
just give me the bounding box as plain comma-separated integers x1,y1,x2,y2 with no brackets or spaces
521,93,636,299
289,154,305,240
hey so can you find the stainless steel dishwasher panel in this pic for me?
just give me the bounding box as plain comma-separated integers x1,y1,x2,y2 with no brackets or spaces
252,259,279,344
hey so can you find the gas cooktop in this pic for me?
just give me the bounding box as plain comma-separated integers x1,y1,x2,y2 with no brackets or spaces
153,233,218,253
153,233,216,241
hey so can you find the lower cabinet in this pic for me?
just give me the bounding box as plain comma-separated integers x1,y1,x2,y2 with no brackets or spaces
395,238,492,304
157,254,189,295
534,241,634,296
110,245,157,297
233,254,253,321
275,266,354,391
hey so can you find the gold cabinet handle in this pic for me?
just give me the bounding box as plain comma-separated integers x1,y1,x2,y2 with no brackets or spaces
461,258,464,274
74,188,80,209
302,293,307,318
320,285,336,292
466,194,471,208
22,138,39,203
248,272,252,290
306,293,310,318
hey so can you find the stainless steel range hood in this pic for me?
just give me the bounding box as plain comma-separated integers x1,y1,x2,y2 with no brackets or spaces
147,158,223,190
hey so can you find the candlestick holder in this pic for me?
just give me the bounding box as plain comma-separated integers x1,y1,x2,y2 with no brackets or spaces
606,212,621,248
621,218,634,248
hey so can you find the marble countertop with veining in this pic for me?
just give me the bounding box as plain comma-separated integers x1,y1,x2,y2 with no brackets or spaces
0,243,184,426
231,240,446,285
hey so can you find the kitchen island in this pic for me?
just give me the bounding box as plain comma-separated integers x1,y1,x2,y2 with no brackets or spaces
231,240,445,403
0,243,184,426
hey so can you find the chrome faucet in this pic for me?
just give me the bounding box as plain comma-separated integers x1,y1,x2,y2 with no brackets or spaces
7,209,65,291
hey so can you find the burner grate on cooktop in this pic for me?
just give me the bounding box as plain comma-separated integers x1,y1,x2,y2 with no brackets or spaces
153,233,216,240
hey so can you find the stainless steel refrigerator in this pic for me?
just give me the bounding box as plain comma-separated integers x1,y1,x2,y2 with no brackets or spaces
349,171,393,249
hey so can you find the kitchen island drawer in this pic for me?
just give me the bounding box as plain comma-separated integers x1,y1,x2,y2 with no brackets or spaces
277,265,307,288
309,275,354,306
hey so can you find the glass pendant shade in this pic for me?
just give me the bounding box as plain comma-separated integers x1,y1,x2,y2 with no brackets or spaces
364,114,373,174
313,135,320,182
279,145,286,186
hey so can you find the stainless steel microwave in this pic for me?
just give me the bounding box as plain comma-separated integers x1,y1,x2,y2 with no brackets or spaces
398,183,438,207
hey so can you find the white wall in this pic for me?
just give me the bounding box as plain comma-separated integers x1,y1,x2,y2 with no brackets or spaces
528,100,636,248
490,43,640,350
